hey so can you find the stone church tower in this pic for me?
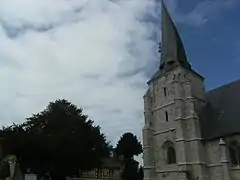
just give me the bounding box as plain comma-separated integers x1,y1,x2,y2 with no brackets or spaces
142,2,209,180
143,1,208,180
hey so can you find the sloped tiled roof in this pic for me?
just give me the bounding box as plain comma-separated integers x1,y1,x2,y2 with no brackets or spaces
200,79,240,140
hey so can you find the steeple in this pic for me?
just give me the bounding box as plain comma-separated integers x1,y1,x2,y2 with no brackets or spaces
159,0,191,74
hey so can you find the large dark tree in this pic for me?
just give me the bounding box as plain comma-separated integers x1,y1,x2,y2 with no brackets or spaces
121,159,140,180
116,132,142,159
0,99,110,180
139,166,144,180
115,132,143,180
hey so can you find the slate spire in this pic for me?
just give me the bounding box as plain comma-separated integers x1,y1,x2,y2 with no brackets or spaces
159,0,191,73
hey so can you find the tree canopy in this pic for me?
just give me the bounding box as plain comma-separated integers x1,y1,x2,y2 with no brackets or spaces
116,132,142,159
0,99,110,180
121,159,140,180
139,166,144,180
115,132,143,180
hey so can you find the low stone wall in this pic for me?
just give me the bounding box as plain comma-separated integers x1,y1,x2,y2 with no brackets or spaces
69,178,121,180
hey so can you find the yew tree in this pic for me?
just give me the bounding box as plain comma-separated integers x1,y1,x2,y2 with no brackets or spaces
0,99,110,180
116,132,142,159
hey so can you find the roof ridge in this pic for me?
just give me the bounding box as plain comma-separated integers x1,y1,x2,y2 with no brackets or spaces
207,79,240,93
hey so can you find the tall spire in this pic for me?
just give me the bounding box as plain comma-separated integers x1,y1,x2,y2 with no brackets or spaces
159,0,191,73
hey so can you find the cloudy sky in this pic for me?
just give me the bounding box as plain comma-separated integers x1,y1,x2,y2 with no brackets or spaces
0,0,240,161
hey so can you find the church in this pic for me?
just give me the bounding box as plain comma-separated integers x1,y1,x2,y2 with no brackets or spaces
142,2,240,180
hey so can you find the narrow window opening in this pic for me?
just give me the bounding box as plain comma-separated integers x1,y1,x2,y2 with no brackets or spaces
165,111,169,122
173,74,176,80
164,87,167,96
167,147,176,164
167,60,175,65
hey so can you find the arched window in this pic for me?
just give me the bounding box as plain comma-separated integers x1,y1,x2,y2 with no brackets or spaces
229,141,240,167
167,146,176,164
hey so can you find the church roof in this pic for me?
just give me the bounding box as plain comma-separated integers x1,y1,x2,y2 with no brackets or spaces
200,79,240,140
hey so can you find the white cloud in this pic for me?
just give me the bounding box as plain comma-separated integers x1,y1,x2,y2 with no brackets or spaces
0,0,158,163
176,0,240,27
1,0,237,166
163,0,239,27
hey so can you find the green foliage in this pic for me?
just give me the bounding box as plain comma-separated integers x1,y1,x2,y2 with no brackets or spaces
116,132,142,159
116,132,143,180
121,159,143,180
139,166,144,180
0,99,110,180
0,160,10,179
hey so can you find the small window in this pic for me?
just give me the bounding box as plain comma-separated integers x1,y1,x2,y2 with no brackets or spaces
167,147,176,164
165,111,169,122
164,87,167,96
